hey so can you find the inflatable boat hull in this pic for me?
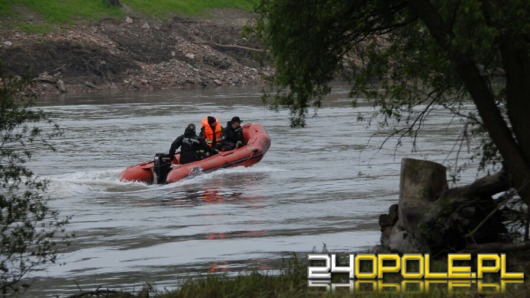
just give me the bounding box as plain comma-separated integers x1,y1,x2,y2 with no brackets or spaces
119,123,271,184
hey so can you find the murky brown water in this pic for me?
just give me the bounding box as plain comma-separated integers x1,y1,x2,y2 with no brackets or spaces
25,86,476,296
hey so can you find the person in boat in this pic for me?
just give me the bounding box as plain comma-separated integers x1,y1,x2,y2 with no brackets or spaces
222,116,245,151
199,116,223,152
169,123,217,164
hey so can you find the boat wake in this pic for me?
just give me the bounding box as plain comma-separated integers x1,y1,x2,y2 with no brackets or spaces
43,165,285,199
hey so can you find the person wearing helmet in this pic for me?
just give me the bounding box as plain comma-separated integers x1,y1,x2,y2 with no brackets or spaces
199,116,223,151
222,116,245,151
169,123,217,164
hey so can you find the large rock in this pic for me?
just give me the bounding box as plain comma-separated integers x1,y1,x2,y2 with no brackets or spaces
388,224,427,252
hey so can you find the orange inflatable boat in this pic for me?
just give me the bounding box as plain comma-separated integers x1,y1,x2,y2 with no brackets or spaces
119,123,271,184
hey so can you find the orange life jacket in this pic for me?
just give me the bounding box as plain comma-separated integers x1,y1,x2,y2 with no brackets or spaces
201,117,222,147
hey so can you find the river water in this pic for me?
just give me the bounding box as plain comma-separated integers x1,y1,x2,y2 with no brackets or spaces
26,86,476,296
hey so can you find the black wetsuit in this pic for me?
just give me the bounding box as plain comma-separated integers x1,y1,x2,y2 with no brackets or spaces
222,122,244,151
169,128,214,164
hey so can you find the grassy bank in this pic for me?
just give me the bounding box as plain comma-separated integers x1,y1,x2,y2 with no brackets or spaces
160,261,528,298
0,0,256,32
124,0,256,17
76,255,530,298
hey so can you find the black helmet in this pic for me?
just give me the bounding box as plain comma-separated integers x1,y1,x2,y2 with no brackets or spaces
184,123,196,135
207,116,216,125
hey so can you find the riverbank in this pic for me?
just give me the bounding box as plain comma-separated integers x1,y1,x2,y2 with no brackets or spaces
0,6,271,96
66,253,530,298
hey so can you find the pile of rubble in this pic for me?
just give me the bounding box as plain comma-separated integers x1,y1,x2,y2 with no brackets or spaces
0,9,273,96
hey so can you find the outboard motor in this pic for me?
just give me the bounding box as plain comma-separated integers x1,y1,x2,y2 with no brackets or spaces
153,153,172,184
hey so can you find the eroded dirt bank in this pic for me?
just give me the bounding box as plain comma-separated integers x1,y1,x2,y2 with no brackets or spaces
0,9,272,96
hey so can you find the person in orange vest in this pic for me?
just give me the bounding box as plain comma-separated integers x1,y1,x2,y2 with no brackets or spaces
199,116,223,152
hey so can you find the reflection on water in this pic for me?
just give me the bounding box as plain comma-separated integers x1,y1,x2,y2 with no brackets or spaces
208,258,272,273
26,86,476,297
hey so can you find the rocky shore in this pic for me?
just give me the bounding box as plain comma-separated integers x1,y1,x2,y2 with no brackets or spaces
0,9,272,96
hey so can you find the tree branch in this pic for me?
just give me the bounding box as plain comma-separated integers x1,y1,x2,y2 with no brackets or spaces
406,0,530,206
